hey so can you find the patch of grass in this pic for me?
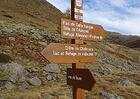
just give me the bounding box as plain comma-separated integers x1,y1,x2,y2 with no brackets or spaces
0,68,10,81
127,87,140,94
0,53,12,63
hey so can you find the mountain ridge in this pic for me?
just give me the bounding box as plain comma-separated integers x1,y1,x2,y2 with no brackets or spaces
107,32,140,48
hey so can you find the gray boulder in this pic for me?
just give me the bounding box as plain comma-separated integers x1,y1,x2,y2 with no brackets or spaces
9,37,16,41
38,41,48,46
18,82,29,91
43,64,61,73
46,75,53,81
0,81,16,90
4,81,16,90
29,67,40,72
119,79,138,87
0,63,27,83
27,77,41,86
100,91,124,99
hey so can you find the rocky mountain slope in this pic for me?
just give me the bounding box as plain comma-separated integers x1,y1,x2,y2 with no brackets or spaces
107,32,140,49
0,0,140,99
0,0,64,33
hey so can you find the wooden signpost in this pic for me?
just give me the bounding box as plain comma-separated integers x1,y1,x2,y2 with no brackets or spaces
41,43,96,64
67,68,96,91
41,0,107,99
61,18,107,41
71,0,86,99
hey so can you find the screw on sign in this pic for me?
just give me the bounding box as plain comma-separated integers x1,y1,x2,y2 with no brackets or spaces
61,18,107,41
67,68,96,91
41,43,96,64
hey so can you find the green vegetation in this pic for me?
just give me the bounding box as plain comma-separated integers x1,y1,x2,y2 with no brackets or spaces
0,68,10,81
0,53,11,63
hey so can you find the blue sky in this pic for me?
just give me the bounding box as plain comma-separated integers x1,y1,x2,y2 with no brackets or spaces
48,0,140,36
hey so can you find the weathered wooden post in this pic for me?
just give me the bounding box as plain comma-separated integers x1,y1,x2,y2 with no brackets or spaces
71,0,85,99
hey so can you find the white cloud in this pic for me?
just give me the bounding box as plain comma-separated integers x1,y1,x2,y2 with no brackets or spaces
47,0,140,36
84,10,140,36
108,0,127,7
48,0,70,12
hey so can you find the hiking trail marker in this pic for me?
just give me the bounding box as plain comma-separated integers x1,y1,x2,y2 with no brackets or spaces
67,68,96,91
61,19,107,41
41,43,96,64
41,0,107,99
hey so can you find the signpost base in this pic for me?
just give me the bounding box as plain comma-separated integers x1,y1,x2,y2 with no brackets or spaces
73,87,85,99
72,62,85,99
